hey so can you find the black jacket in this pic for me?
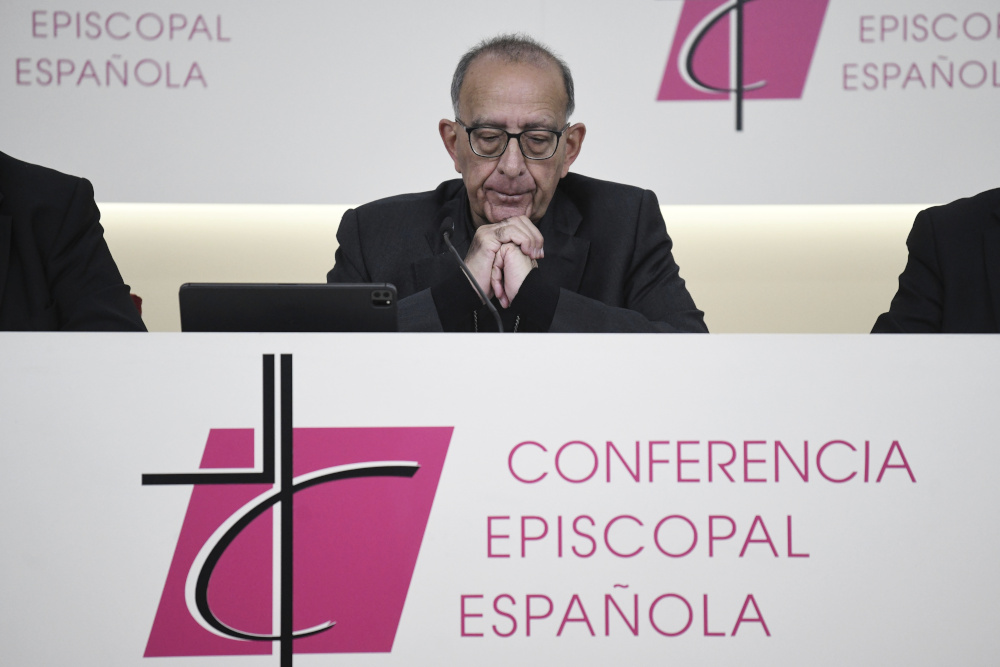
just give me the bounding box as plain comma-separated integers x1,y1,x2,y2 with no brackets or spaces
873,188,1000,333
328,173,706,333
0,151,145,331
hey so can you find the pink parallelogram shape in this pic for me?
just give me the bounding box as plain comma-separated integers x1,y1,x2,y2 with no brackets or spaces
145,426,452,657
658,0,829,101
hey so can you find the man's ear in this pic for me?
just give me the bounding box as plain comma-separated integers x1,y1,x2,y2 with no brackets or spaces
439,119,462,173
560,122,586,177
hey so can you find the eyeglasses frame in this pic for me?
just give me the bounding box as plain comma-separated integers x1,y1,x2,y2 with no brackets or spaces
456,119,570,161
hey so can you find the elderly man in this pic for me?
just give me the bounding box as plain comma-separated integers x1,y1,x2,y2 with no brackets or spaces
328,34,706,333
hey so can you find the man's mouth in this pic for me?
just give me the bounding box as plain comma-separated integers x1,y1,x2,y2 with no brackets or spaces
488,190,531,202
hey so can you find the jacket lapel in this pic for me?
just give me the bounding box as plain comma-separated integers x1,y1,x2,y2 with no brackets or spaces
411,184,591,293
413,190,471,290
985,203,1000,330
0,191,10,311
537,187,589,293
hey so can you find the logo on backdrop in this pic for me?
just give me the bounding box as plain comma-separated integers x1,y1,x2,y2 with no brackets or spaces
142,355,451,666
658,0,830,130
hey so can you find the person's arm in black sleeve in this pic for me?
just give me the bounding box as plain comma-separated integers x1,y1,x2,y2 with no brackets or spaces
532,189,707,333
872,211,942,333
49,178,145,331
328,207,476,331
505,269,558,331
327,208,369,284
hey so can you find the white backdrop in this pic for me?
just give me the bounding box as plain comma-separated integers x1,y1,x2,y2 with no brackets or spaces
2,0,997,205
1,334,999,665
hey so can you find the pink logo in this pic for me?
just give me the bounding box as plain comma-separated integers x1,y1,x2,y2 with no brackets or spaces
142,355,451,665
657,0,830,129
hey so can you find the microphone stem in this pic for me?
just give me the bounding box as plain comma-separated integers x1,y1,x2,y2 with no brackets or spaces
443,231,504,333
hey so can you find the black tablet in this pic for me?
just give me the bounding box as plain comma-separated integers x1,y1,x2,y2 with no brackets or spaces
179,283,397,332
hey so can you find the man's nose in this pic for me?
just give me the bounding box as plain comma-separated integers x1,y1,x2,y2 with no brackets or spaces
497,136,526,176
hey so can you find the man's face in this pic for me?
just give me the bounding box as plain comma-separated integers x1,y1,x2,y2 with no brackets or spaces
440,57,585,227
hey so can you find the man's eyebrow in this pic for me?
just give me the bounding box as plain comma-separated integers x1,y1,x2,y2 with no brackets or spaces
468,117,499,127
469,117,561,131
520,120,561,130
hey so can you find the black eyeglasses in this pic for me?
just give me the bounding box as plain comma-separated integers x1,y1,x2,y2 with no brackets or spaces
457,119,569,160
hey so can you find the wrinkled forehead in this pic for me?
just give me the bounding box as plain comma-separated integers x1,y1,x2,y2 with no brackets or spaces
459,56,569,127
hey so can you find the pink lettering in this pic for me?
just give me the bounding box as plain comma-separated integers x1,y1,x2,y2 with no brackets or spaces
32,10,48,38
677,440,700,482
787,515,809,558
56,58,75,85
521,516,548,557
136,13,164,40
739,515,778,557
572,516,597,558
863,62,879,89
605,594,639,636
169,14,187,40
882,62,902,88
932,13,957,41
106,12,130,40
189,14,212,40
557,595,595,636
903,63,927,88
486,516,510,558
134,58,161,86
555,440,598,483
492,594,517,637
963,13,990,40
732,594,770,636
77,60,100,86
604,515,643,558
859,15,874,42
708,515,736,557
84,11,101,39
460,595,484,637
959,61,987,88
649,594,692,637
52,11,72,38
654,514,697,558
743,440,766,482
775,439,808,481
165,62,180,89
817,440,857,483
876,440,916,482
16,58,31,85
508,441,546,483
36,58,53,86
217,15,231,42
708,440,736,481
843,63,859,90
606,440,640,482
525,595,553,637
880,15,899,41
703,594,725,637
647,440,670,482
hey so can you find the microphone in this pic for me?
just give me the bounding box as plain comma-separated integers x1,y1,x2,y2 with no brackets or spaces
439,217,504,333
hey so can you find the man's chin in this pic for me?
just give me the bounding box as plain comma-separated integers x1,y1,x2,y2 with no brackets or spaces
484,201,532,224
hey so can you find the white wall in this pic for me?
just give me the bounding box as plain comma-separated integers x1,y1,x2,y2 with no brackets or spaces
3,0,997,205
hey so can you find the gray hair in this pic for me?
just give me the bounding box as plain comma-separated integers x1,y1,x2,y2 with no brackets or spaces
450,33,576,121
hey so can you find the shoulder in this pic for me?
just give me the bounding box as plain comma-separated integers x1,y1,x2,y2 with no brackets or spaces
0,151,93,230
0,151,88,205
919,187,1000,232
557,172,660,226
350,180,464,224
558,172,649,204
907,187,1000,259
